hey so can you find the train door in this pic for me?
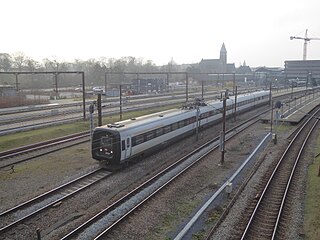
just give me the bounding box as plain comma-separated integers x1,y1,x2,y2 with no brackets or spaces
125,136,132,159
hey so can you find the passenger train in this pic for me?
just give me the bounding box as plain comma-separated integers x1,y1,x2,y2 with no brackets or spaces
91,91,269,167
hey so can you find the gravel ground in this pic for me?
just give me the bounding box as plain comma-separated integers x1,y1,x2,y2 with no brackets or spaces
209,122,319,240
1,106,314,240
104,120,278,240
0,145,97,213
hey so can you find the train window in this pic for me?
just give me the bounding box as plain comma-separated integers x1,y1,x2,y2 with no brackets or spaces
183,116,196,126
164,125,171,134
204,112,209,118
145,131,155,141
178,120,184,128
156,128,163,137
134,134,144,145
202,113,206,119
122,140,125,151
126,138,130,147
172,122,178,131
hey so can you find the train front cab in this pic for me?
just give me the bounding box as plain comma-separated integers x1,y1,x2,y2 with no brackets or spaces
91,128,121,165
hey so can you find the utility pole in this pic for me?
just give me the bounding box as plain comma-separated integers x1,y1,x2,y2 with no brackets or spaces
89,103,94,136
97,93,102,126
201,79,204,100
166,72,169,92
270,100,274,134
232,73,235,95
269,81,272,106
196,104,200,141
104,70,109,98
234,86,237,121
54,72,58,94
220,95,227,165
81,71,86,121
15,73,19,91
186,73,189,102
119,84,123,120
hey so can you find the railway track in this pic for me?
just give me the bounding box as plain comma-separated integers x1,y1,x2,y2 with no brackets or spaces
59,110,267,239
0,131,90,170
0,90,316,238
0,89,305,169
0,91,219,127
0,88,309,136
237,107,320,239
0,168,111,235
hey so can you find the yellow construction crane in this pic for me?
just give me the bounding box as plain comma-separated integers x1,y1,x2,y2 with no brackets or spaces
290,29,320,60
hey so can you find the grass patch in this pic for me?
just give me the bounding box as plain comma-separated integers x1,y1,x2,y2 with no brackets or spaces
0,122,89,152
147,198,201,240
0,154,74,181
192,229,206,240
274,123,294,133
206,206,224,224
303,133,320,239
0,104,180,152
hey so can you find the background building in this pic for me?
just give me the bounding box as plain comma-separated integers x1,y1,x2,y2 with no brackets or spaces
199,43,235,74
285,60,320,86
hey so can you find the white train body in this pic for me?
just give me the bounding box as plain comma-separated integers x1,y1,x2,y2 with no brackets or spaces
91,91,269,166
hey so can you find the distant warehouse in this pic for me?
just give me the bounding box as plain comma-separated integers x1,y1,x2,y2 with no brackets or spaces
285,60,320,85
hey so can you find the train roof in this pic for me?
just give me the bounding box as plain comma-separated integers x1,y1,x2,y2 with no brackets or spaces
95,90,269,133
96,107,194,132
206,90,268,105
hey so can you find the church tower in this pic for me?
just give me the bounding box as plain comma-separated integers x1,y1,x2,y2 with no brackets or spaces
220,43,227,64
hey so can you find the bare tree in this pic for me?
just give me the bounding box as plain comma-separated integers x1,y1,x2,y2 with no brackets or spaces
0,53,12,72
12,52,26,71
25,58,41,71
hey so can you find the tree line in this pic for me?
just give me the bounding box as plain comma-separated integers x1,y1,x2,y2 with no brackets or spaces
0,52,183,89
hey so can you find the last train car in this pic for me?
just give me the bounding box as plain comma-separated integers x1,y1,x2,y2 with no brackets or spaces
91,90,269,167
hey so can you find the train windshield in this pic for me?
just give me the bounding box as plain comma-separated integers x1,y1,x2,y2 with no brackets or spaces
99,133,114,158
101,136,112,146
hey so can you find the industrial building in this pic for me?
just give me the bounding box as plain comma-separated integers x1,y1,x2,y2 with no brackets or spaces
284,60,320,86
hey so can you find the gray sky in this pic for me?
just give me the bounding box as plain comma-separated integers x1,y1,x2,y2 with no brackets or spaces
1,0,320,67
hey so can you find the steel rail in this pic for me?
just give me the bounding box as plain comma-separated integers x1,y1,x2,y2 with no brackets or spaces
60,109,267,239
271,112,319,239
240,107,320,239
0,168,111,234
0,88,306,136
0,131,89,159
0,132,90,170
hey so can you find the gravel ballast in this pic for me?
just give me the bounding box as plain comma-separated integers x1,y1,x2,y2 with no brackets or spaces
0,106,316,240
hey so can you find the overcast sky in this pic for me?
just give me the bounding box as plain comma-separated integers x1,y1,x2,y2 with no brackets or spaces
1,0,320,67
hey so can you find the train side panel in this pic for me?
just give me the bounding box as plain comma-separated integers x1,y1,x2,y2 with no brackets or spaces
119,111,196,163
